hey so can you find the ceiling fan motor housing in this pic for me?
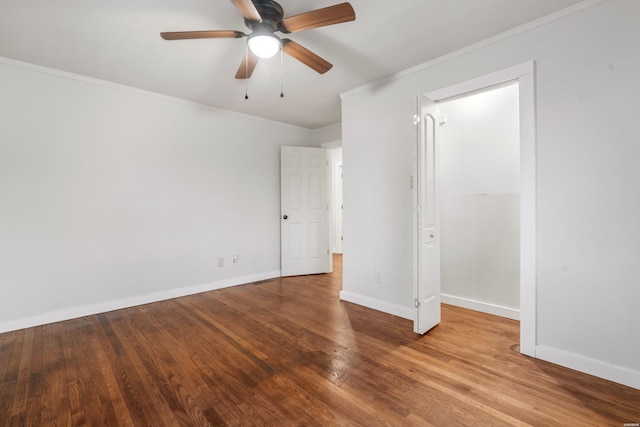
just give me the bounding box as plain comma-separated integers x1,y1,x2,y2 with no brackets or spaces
245,0,287,32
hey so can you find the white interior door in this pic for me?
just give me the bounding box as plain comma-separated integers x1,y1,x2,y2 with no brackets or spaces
281,146,331,277
413,96,441,334
334,163,343,254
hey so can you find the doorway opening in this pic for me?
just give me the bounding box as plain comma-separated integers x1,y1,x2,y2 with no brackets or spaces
438,83,521,320
415,62,536,356
328,147,343,255
322,141,344,283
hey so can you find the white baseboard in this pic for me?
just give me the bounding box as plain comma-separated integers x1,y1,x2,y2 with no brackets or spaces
535,345,640,391
0,270,281,334
441,293,520,320
339,291,414,320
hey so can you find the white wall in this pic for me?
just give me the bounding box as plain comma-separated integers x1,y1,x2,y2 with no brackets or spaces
312,123,342,145
439,84,520,316
0,58,314,332
340,0,640,389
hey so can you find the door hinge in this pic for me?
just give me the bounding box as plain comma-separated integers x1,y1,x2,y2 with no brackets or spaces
409,175,414,189
327,249,330,255
414,298,421,308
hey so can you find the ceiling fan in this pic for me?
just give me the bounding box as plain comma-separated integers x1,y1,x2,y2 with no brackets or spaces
160,0,356,80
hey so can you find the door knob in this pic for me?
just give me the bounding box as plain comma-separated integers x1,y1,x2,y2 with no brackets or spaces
283,215,288,220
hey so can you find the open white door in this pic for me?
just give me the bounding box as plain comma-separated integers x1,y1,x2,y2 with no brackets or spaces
281,146,331,277
413,96,441,334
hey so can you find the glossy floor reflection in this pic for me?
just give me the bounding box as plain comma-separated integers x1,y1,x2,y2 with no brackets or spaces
1,254,638,426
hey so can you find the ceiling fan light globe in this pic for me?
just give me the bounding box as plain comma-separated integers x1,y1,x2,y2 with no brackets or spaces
248,34,280,58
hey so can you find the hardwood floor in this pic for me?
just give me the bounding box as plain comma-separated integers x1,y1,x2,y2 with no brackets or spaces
1,254,638,426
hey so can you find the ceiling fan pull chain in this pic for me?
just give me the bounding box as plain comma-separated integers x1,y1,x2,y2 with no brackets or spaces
280,44,284,98
244,42,249,100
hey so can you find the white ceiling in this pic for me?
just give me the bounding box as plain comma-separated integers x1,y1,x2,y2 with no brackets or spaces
0,0,584,129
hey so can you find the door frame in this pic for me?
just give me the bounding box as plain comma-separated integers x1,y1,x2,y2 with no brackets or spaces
418,61,537,356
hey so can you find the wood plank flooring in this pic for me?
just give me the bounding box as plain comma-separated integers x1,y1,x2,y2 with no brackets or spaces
1,255,638,426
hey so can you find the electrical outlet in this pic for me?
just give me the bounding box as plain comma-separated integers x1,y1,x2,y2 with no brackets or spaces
375,269,383,284
232,254,239,265
217,257,224,268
